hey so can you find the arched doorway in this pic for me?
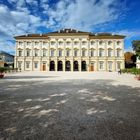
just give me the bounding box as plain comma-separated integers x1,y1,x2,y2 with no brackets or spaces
81,61,87,71
74,61,78,71
50,61,55,71
90,63,94,71
65,61,71,71
58,61,63,71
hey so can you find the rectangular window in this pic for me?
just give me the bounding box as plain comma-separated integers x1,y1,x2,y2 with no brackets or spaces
27,42,31,46
99,49,104,57
34,62,38,69
35,42,39,46
43,50,47,57
108,61,112,70
108,50,112,57
66,50,70,57
117,62,121,69
58,50,62,57
82,50,85,56
117,50,121,57
74,50,78,56
99,61,104,70
34,50,39,57
18,61,22,69
26,50,30,57
91,50,94,57
50,50,54,56
18,50,22,56
26,62,30,69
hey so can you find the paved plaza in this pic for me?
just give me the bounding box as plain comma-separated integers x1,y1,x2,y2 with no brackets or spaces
0,72,140,140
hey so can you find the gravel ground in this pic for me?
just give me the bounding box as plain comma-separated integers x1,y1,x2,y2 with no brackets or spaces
0,72,140,140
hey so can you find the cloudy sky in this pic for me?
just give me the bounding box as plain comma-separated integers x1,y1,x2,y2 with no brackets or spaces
0,0,140,54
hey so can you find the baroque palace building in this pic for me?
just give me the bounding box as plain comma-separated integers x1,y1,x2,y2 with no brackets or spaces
14,29,125,72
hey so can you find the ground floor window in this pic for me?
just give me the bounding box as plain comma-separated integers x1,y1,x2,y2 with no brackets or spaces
117,62,121,69
18,61,22,69
99,61,104,70
26,61,30,69
108,61,113,70
34,62,38,69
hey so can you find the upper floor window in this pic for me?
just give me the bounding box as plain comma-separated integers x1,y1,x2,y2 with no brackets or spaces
43,42,47,46
43,49,47,57
66,41,71,45
99,49,104,57
19,42,23,46
117,41,121,45
108,49,113,57
34,49,39,57
74,41,79,45
108,41,112,45
82,41,87,45
27,42,31,46
91,49,95,57
82,50,86,56
18,50,22,56
58,50,62,57
91,41,95,45
50,50,54,57
99,41,103,45
58,41,63,45
66,50,70,57
35,42,39,46
74,50,78,56
51,41,55,45
26,50,30,57
117,49,121,57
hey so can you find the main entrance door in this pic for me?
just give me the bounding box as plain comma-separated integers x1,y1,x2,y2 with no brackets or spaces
74,61,78,71
58,61,63,71
90,63,94,71
42,63,46,71
50,61,55,71
65,61,71,71
81,61,87,71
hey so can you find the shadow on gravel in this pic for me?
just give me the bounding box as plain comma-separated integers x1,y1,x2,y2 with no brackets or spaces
0,79,140,140
3,76,58,79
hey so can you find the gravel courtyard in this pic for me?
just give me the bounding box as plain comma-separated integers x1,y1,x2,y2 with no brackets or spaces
0,72,140,140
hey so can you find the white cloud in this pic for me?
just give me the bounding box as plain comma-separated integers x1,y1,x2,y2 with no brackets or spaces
46,0,121,30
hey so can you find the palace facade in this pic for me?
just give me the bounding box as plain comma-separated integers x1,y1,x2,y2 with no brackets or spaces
14,29,125,72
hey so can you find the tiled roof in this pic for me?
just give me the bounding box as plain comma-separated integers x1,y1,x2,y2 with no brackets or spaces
14,28,125,39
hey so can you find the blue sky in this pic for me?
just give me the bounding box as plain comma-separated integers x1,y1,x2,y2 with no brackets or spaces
0,0,140,54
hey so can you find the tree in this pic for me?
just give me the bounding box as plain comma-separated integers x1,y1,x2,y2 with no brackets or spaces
124,52,136,68
132,40,140,58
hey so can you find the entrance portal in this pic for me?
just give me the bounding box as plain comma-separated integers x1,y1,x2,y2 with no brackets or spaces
42,63,46,71
58,61,63,71
90,63,94,71
50,61,55,71
74,61,78,71
65,61,71,71
81,61,87,71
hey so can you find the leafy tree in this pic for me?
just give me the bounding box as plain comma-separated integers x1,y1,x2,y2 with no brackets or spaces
132,40,140,58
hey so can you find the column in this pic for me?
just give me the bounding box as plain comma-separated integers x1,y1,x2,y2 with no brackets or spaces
71,60,73,71
79,60,81,71
55,60,58,71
